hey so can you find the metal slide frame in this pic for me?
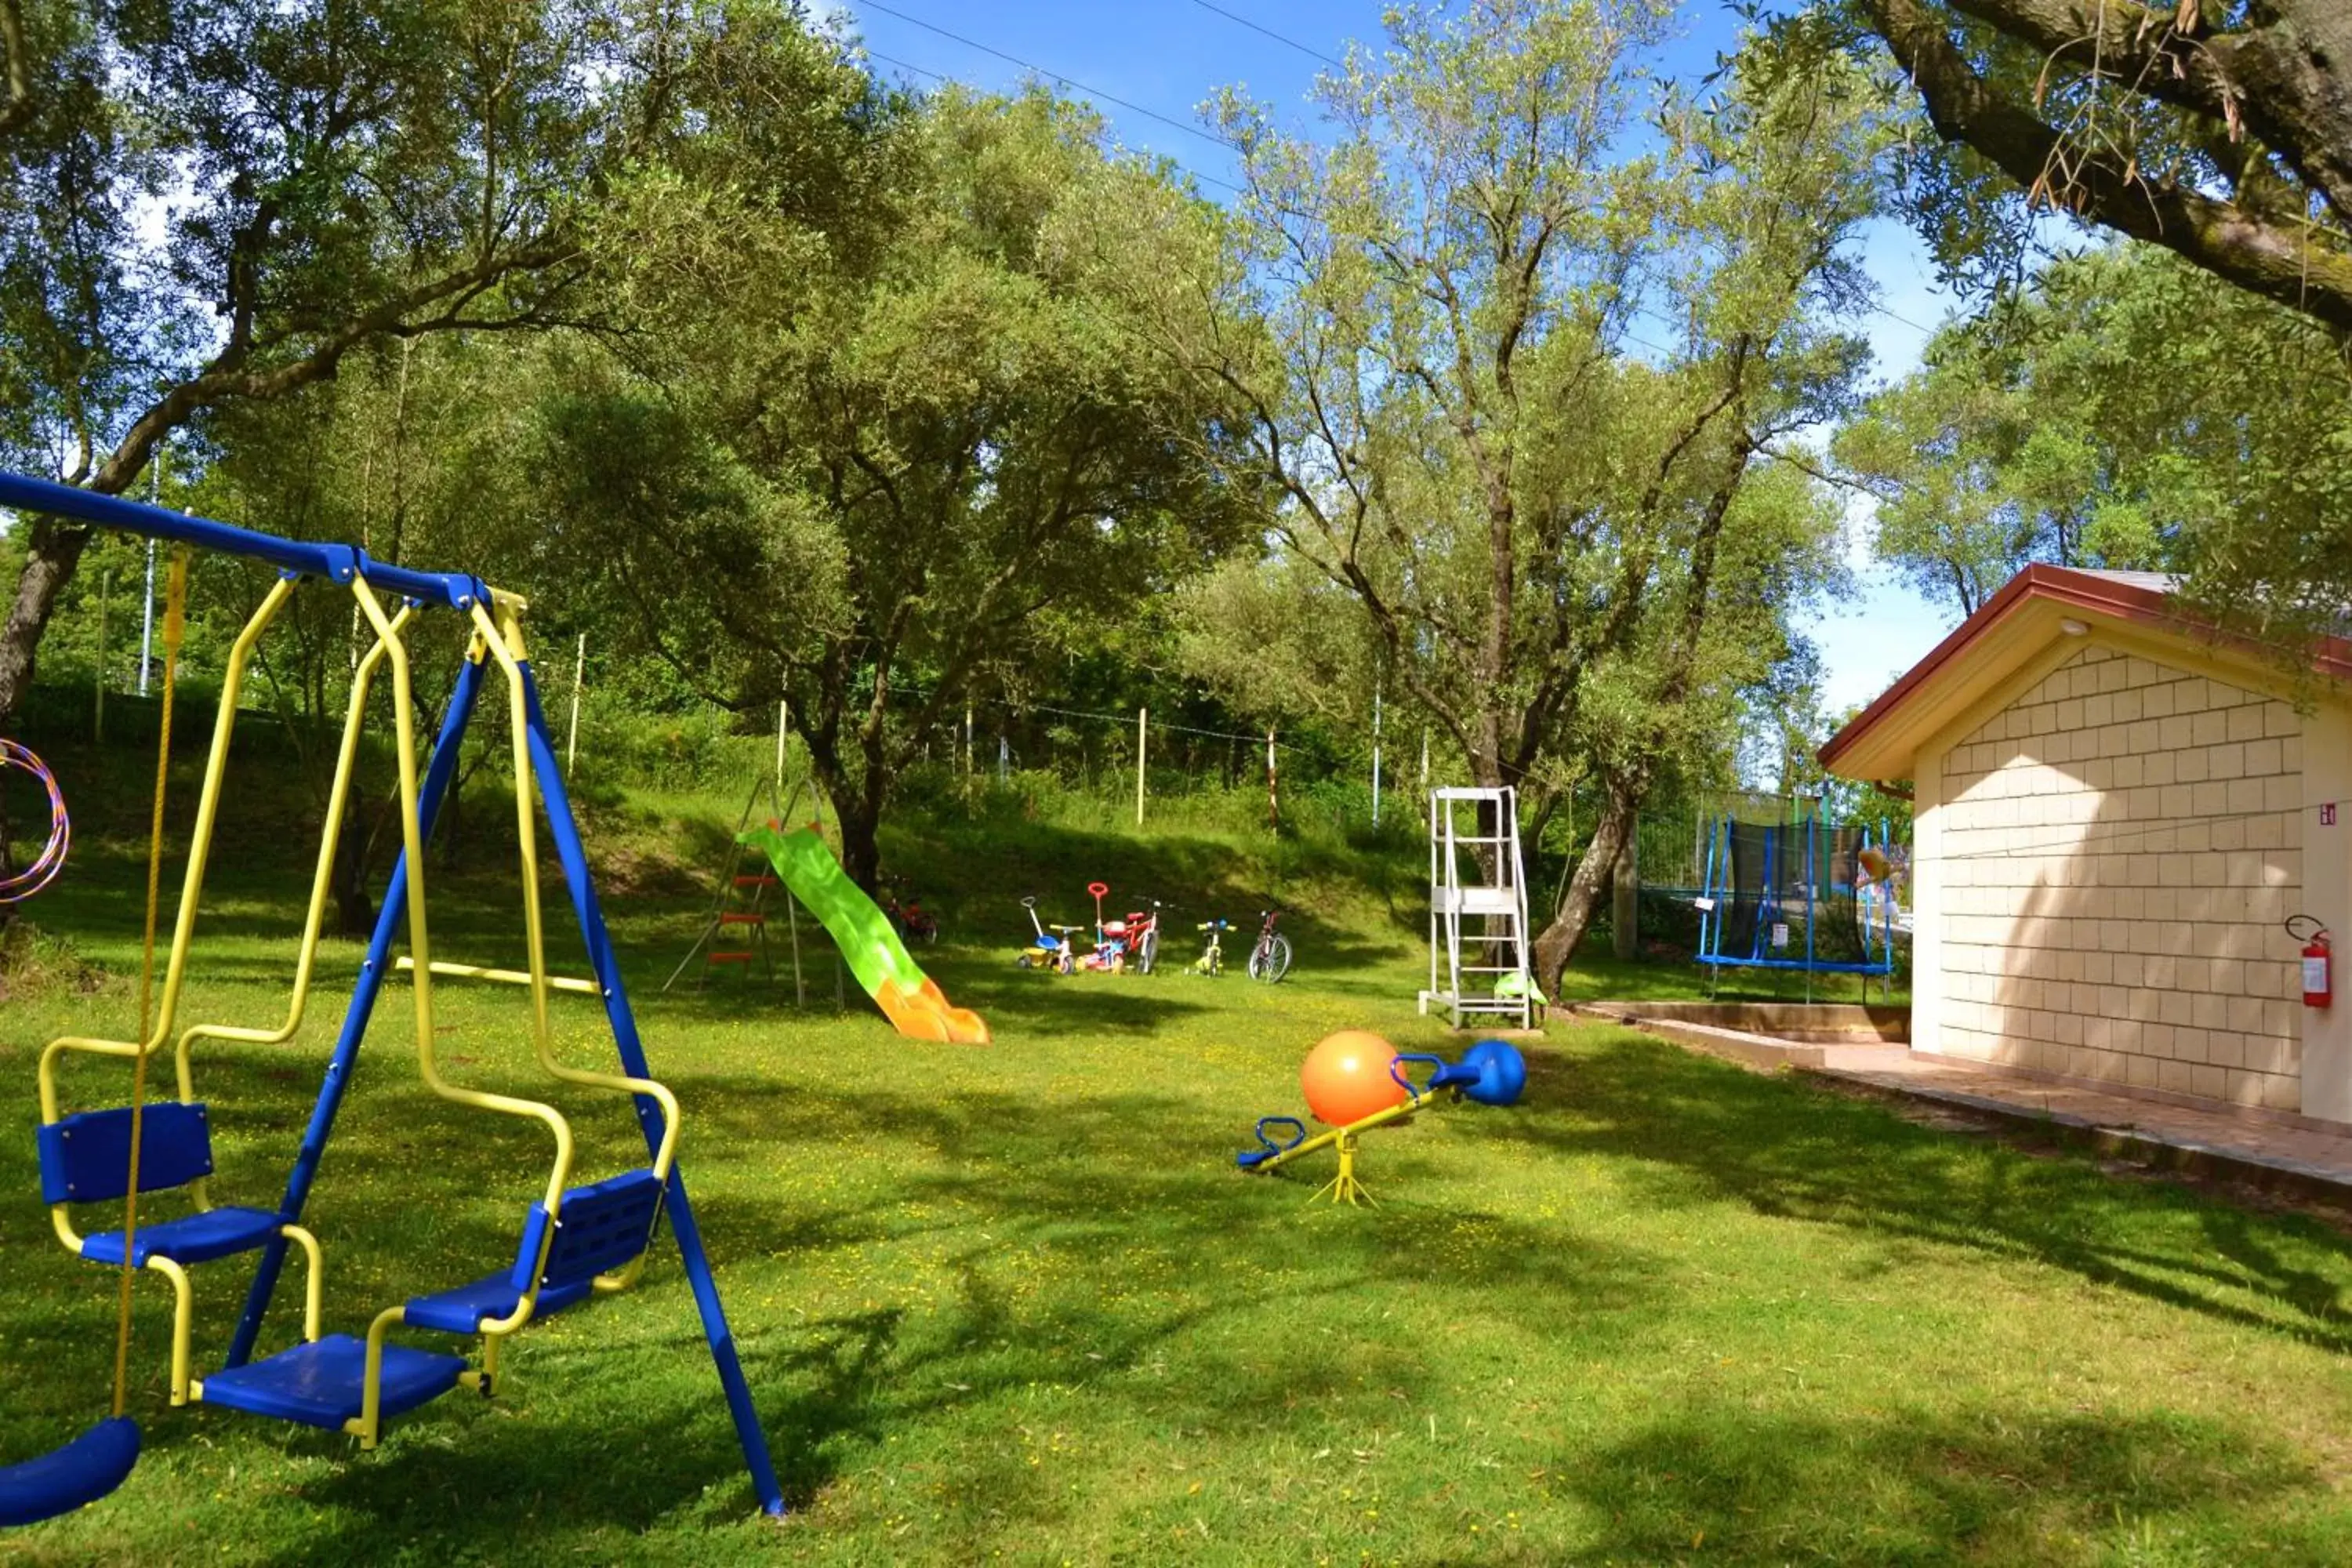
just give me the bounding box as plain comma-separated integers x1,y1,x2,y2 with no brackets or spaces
0,470,786,1517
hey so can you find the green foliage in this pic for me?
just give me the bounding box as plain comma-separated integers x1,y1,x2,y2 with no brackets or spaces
1837,242,2352,648
0,0,660,488
535,72,1259,880
1161,0,1887,971
1831,0,2352,332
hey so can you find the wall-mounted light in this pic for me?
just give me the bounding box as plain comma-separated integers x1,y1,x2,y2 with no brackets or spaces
2058,618,2089,637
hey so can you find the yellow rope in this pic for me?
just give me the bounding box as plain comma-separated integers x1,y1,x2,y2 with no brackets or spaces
111,549,187,1420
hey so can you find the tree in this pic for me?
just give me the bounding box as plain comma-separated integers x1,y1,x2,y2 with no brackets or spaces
186,332,561,933
1831,293,2163,618
537,82,1259,887
1836,241,2352,643
1850,0,2352,332
1151,0,1875,988
0,0,724,731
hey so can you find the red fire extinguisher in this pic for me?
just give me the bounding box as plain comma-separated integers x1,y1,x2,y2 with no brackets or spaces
2292,916,2332,1009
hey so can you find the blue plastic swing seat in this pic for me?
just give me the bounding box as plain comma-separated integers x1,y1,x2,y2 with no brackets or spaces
404,1168,664,1336
401,1274,596,1335
196,1337,466,1431
78,1207,281,1268
0,1418,140,1528
38,1102,286,1265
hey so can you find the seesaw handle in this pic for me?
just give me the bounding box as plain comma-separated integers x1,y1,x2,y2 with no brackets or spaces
1237,1115,1309,1170
1389,1053,1446,1098
1254,1116,1308,1151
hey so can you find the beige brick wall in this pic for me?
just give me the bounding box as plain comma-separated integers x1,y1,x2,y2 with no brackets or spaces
1933,645,2305,1111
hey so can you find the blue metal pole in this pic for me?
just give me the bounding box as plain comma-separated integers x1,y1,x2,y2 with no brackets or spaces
224,653,488,1367
1806,809,1817,1003
1697,816,1718,964
516,662,787,1518
0,470,485,610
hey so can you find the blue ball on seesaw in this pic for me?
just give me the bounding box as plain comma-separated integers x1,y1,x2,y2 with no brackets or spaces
1458,1039,1526,1107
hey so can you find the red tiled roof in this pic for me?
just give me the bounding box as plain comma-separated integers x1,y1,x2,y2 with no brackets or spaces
1817,564,2352,775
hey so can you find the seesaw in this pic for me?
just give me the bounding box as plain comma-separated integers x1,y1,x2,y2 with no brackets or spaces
1236,1031,1526,1206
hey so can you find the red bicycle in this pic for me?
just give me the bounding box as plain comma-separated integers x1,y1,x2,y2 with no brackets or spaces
1074,884,1163,974
1247,908,1290,983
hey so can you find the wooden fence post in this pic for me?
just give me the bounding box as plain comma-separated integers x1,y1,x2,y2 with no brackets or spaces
1266,727,1279,833
565,633,586,778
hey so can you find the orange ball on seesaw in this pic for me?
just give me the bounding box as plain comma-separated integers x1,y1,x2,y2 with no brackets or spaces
1300,1029,1411,1127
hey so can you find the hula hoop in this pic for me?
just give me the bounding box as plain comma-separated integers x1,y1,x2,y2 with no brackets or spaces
0,739,70,903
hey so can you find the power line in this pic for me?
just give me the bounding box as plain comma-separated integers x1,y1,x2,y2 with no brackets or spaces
855,1,1240,154
1186,0,1346,70
860,46,1243,195
1022,699,1291,748
1930,798,2331,862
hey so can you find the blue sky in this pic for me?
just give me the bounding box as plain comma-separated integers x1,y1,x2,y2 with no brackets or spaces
834,0,1959,721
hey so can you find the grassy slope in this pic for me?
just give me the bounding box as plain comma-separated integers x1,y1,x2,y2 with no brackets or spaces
2,749,2350,1565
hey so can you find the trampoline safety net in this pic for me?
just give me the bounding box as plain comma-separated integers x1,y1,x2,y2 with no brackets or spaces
1700,816,1899,975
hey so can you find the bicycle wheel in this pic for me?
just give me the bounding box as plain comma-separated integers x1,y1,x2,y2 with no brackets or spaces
1138,930,1158,975
1250,934,1292,984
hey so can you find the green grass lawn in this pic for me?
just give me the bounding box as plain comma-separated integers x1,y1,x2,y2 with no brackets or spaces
5,754,2352,1564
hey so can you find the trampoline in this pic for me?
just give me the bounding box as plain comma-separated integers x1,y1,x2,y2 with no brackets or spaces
1695,807,1903,998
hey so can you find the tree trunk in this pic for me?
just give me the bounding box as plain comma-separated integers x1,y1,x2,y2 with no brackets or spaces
800,721,885,895
1610,813,1639,962
1533,772,1642,993
0,520,93,729
832,789,882,893
332,794,377,938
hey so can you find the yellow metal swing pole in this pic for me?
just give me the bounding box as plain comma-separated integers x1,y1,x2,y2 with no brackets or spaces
170,605,416,1099
347,584,574,1447
38,577,300,1123
151,604,413,1347
470,596,680,1299
40,578,314,1395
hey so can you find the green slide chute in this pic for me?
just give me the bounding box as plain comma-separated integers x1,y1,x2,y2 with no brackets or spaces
739,824,989,1045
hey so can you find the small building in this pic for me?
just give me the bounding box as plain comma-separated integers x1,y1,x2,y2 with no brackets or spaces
1820,566,2352,1121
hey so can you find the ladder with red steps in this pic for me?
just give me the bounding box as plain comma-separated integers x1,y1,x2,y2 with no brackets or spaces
665,779,812,1000
702,866,780,982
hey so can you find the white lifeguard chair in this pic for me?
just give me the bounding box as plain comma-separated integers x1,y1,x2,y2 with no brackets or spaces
1418,786,1534,1029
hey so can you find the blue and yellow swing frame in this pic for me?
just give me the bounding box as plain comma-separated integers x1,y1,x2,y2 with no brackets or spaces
0,470,785,1517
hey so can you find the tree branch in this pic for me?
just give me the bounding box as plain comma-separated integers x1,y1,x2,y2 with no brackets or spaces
0,0,32,140
1861,0,2352,331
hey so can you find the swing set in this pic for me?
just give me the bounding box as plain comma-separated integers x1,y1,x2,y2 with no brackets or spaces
0,470,783,1526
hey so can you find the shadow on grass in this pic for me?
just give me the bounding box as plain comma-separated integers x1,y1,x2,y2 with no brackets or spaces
1556,1406,2335,1565
1494,1029,2352,1353
166,1061,1666,1563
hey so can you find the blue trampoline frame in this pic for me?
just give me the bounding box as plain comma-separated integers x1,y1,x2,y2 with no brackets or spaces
1694,808,1902,984
0,470,785,1517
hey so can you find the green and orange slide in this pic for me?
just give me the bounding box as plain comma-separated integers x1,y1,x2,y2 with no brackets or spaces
739,824,990,1045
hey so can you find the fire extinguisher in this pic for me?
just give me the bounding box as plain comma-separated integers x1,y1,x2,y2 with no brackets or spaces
2291,915,2332,1008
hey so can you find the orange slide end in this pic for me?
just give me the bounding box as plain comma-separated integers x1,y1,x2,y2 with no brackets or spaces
874,977,993,1046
